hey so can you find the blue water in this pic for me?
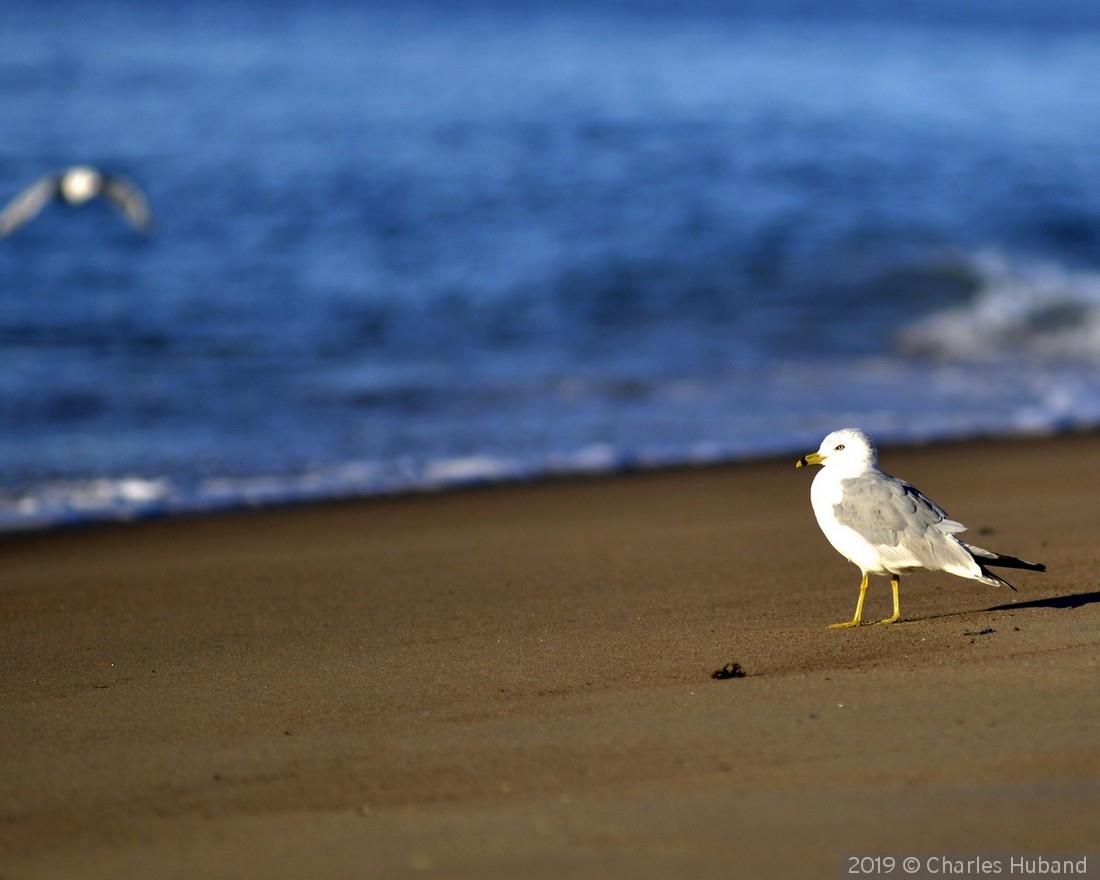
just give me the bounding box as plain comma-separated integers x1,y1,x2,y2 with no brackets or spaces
3,0,1100,529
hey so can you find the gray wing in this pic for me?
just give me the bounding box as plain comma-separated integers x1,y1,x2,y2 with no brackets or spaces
833,472,1016,579
0,176,59,238
833,475,959,545
102,175,153,234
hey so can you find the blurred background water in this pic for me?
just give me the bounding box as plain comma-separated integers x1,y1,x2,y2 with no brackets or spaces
3,0,1100,529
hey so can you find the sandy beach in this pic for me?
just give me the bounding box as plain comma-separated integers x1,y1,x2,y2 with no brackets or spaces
2,432,1098,878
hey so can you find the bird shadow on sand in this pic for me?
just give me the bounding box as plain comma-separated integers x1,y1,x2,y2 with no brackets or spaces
983,589,1100,613
905,589,1100,624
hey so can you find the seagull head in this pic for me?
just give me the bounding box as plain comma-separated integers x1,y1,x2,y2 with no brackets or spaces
796,427,877,474
59,166,103,205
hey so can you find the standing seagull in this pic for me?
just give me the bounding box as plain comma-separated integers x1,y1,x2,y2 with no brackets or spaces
796,428,1044,628
0,165,153,238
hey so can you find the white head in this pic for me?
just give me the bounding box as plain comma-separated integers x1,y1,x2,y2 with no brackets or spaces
797,427,878,475
60,166,103,204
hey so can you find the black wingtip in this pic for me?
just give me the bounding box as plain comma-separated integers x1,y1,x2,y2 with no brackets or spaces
981,566,1020,591
983,553,1046,574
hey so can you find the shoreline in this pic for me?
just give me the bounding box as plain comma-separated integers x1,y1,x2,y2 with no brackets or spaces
2,430,1098,878
4,424,1097,539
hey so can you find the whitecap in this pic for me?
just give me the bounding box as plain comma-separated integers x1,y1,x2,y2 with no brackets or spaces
897,250,1100,362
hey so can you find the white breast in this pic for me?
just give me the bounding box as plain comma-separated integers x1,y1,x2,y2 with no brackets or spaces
810,469,890,575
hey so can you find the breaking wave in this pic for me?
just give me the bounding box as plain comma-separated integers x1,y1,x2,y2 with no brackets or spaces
898,251,1100,363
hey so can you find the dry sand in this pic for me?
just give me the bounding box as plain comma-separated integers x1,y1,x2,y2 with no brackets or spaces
1,433,1098,878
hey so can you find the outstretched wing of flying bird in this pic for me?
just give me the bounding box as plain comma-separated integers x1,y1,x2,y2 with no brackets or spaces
102,175,154,235
0,176,59,238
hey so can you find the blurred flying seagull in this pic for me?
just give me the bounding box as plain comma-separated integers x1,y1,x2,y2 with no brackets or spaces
0,166,153,238
797,428,1045,628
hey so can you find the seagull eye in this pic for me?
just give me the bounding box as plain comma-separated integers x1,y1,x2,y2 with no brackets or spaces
835,444,845,451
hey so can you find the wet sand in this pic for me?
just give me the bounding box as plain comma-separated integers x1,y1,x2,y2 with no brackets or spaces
2,433,1098,878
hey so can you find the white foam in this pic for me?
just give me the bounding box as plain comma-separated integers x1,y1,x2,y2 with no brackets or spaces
898,250,1100,362
422,455,525,487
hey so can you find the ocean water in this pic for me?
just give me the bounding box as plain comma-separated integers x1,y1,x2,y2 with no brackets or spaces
3,0,1100,529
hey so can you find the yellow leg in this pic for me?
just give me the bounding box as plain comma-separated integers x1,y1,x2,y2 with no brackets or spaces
875,575,902,625
828,573,869,629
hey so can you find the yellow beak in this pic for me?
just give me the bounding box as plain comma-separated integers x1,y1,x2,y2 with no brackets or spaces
796,451,825,468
